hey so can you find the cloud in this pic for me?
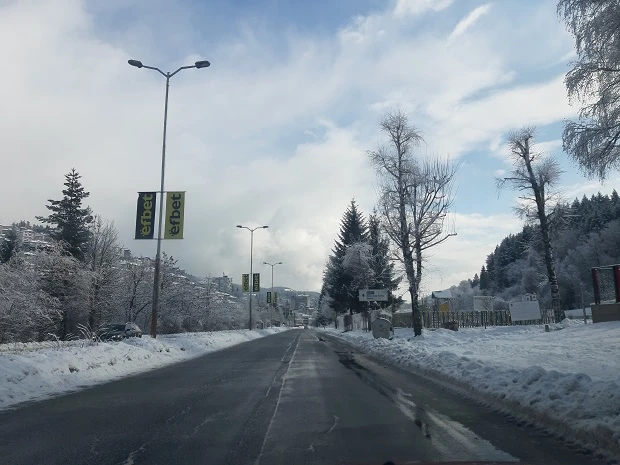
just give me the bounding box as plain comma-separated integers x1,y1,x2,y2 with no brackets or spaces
393,0,453,18
0,0,584,294
448,3,493,42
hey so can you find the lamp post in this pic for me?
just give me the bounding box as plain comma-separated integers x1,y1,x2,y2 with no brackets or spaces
237,225,268,329
128,58,211,338
264,261,283,325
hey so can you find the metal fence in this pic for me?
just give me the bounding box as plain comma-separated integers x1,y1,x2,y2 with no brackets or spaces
393,310,512,328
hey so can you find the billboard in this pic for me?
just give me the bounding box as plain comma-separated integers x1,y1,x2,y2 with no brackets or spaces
242,274,250,292
135,192,156,239
164,192,185,239
509,300,542,321
474,296,494,312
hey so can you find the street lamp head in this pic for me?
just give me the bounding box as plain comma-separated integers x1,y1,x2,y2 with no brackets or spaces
195,60,211,69
128,59,143,68
262,225,269,229
263,262,268,265
277,262,283,265
236,225,243,228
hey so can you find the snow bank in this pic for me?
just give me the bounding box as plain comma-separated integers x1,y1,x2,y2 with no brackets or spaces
0,328,289,411
323,321,620,455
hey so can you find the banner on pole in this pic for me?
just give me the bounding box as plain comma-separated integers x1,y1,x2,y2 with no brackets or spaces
267,292,272,303
242,274,250,292
164,192,185,239
253,273,260,292
135,192,156,239
274,292,278,304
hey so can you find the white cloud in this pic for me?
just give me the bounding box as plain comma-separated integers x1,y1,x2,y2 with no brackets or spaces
0,0,584,294
393,0,453,18
448,3,493,42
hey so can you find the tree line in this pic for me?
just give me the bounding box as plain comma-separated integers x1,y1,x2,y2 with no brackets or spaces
0,169,252,343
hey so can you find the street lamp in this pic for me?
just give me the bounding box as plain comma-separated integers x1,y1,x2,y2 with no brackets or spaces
128,58,211,338
264,261,283,325
237,225,269,329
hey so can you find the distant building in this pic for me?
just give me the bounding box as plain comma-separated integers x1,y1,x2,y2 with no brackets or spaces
295,294,309,311
212,273,233,293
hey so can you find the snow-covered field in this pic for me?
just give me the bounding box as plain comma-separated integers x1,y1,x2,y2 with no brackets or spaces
323,320,620,457
0,328,289,411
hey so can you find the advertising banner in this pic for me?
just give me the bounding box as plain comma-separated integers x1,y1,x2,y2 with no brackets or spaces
242,274,250,292
164,192,185,239
135,192,156,239
253,273,260,292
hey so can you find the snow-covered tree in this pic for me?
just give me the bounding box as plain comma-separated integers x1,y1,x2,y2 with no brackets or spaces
369,110,457,336
85,216,122,329
496,127,564,321
37,168,93,261
558,0,620,180
0,226,21,264
0,259,60,343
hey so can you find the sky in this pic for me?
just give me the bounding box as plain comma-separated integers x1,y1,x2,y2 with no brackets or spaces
1,0,619,295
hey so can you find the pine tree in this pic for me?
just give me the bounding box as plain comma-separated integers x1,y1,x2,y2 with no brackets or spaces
479,266,489,292
471,273,480,288
37,168,93,261
322,199,369,314
0,226,21,264
368,212,401,309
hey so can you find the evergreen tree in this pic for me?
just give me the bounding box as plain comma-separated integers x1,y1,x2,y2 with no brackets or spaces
0,226,21,264
322,199,369,314
37,168,93,261
368,212,401,309
471,273,480,288
479,266,489,291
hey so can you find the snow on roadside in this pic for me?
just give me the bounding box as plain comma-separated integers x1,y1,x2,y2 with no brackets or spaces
0,328,289,411
323,321,620,455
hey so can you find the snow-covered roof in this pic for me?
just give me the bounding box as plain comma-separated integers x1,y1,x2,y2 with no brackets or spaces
432,290,453,299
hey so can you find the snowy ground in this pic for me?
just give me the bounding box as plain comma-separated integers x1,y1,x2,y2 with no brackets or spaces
323,320,620,457
0,328,289,411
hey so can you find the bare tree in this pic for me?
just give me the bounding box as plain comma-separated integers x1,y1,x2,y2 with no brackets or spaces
369,110,457,336
85,216,122,329
558,0,620,181
496,127,565,321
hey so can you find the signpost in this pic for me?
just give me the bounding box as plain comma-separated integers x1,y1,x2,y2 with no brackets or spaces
359,289,389,302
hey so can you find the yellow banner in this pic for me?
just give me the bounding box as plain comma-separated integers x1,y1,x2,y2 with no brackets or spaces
164,192,185,239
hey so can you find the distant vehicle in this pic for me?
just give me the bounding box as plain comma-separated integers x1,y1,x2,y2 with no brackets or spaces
95,322,142,341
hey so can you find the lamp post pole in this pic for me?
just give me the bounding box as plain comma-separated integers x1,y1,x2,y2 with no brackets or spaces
237,225,268,329
128,58,210,338
264,261,283,325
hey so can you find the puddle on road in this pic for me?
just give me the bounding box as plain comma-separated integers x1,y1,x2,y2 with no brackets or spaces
336,349,518,463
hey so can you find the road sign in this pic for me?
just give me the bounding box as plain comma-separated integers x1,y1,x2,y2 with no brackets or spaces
359,289,389,302
242,274,249,292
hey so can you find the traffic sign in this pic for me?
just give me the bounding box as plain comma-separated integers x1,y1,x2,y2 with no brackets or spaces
359,289,389,302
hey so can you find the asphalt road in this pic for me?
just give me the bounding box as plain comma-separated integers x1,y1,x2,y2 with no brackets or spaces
0,329,611,465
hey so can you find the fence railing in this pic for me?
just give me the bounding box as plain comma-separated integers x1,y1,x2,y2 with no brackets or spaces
386,310,513,329
333,309,564,331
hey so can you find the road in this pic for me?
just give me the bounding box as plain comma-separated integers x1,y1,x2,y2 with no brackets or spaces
0,329,610,465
